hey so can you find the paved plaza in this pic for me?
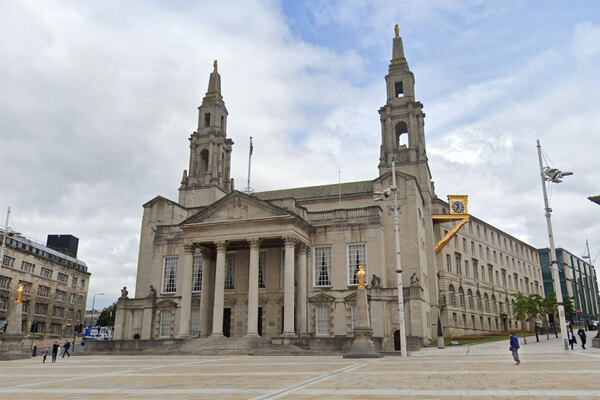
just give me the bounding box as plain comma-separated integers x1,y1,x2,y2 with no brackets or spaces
1,336,599,399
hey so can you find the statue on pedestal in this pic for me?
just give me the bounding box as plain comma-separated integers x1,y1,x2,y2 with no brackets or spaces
14,283,24,303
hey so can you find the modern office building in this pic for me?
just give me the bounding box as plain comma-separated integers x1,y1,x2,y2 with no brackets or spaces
0,231,90,338
539,248,599,325
114,29,544,351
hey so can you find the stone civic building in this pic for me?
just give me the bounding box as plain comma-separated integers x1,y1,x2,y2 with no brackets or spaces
114,31,543,350
0,232,89,337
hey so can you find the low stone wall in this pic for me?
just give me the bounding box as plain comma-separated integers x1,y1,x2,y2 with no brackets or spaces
84,339,184,353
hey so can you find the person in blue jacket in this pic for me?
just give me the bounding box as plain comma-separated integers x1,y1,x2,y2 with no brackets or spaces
509,331,521,365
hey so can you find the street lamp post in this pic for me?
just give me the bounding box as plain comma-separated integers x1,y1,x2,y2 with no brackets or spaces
89,293,104,327
536,139,572,350
375,159,407,356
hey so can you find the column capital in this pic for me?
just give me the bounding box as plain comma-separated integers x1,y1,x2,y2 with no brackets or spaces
283,236,297,248
297,241,311,253
183,243,196,254
214,241,228,253
248,238,262,250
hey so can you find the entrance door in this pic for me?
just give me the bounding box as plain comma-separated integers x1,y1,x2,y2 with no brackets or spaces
258,307,263,336
223,308,231,338
394,330,401,351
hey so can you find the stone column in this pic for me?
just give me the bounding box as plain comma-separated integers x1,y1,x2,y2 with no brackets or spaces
283,236,296,336
297,243,308,334
198,249,212,337
177,243,195,338
247,238,261,336
211,241,227,337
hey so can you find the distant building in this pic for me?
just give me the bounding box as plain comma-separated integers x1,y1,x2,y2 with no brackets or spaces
539,248,599,325
0,231,90,338
436,211,543,336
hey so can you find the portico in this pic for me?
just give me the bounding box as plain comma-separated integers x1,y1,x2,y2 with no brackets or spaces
177,192,314,339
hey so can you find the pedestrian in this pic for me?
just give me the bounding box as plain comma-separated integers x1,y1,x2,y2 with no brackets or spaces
51,341,59,363
62,340,71,358
577,328,587,349
509,330,521,365
568,326,576,350
42,347,48,363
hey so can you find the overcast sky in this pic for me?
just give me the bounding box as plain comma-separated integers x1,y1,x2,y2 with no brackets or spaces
1,0,599,310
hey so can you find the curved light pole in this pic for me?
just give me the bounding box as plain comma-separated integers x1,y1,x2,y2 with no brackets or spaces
537,139,572,350
89,293,104,327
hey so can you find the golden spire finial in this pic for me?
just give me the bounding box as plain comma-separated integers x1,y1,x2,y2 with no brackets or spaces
394,24,399,37
213,60,218,70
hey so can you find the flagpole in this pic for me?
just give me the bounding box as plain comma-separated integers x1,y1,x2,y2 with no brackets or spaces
244,137,254,194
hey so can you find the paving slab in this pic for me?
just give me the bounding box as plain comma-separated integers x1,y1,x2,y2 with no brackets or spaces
1,336,599,399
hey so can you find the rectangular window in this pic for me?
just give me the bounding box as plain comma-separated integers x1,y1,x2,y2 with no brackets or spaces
495,270,500,285
81,278,85,289
488,266,494,283
502,270,507,288
57,273,69,283
315,305,330,335
464,260,469,277
52,306,64,318
347,243,367,285
0,297,7,310
314,246,332,287
161,256,178,293
18,280,32,294
69,293,75,304
473,260,478,280
454,236,458,249
481,265,485,282
455,254,462,275
159,310,173,337
225,253,235,290
500,253,504,266
67,309,74,320
493,251,497,263
37,285,50,298
49,324,62,335
479,245,483,258
463,238,467,253
35,303,48,315
258,250,266,289
486,247,490,261
21,261,35,273
192,253,203,293
40,267,53,278
72,276,78,287
446,254,451,272
471,241,475,255
2,255,15,267
55,290,66,302
0,275,10,290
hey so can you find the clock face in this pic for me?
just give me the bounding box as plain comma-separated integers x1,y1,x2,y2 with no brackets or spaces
452,201,465,213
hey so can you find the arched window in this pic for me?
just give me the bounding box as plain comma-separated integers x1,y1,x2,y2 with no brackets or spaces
448,285,455,306
484,293,490,313
395,121,408,148
476,292,482,310
458,287,464,308
505,297,510,315
467,289,474,309
491,295,497,313
199,149,209,174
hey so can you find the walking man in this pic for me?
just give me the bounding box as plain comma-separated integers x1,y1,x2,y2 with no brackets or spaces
51,341,59,363
509,331,521,365
577,328,587,349
62,340,71,358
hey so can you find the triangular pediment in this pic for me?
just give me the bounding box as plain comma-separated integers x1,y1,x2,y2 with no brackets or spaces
309,292,336,303
180,191,296,226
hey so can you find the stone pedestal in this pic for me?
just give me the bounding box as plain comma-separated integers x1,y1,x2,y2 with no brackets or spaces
1,302,28,360
343,289,380,358
592,332,600,348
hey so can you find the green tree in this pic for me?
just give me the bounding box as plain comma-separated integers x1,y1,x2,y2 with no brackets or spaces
513,292,529,344
563,296,575,322
97,301,117,326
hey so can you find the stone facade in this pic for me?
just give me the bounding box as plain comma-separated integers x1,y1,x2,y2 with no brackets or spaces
0,232,90,338
115,31,546,350
434,203,544,336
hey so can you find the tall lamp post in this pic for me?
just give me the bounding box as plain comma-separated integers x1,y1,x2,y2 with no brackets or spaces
536,139,572,350
89,293,104,327
375,159,407,356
